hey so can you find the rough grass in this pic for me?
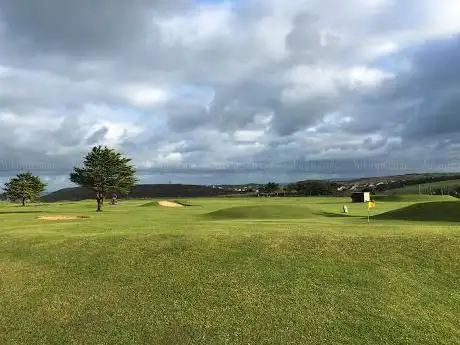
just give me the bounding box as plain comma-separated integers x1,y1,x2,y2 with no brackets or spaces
1,196,459,345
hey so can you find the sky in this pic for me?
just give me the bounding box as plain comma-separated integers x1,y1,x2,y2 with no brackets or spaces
1,0,460,191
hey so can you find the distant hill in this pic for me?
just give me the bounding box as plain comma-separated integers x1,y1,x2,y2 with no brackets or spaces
32,172,460,202
386,179,460,195
39,184,242,202
330,173,460,194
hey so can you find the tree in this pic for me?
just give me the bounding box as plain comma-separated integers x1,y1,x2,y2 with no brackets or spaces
70,145,137,211
264,182,279,194
2,172,46,206
293,180,337,196
285,183,297,193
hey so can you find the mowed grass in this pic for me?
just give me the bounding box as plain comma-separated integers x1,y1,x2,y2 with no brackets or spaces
1,196,460,345
205,204,317,219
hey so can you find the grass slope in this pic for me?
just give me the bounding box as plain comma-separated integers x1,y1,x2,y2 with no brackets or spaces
374,201,460,222
1,197,459,345
373,195,454,202
139,200,161,207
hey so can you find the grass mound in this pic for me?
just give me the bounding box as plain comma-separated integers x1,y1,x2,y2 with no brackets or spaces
206,205,316,220
373,195,453,202
374,201,460,222
139,201,160,207
172,200,195,206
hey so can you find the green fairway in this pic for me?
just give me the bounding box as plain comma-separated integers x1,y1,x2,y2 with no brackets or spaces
1,196,460,344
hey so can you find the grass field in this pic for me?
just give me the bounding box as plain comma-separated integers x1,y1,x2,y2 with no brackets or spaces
1,196,460,344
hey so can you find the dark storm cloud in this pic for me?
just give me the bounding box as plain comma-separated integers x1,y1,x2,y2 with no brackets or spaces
399,38,460,139
285,11,322,58
0,0,190,56
271,98,337,136
85,127,109,145
162,104,212,133
344,36,460,142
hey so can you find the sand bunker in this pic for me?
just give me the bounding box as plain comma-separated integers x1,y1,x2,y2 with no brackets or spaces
38,215,89,220
158,201,184,208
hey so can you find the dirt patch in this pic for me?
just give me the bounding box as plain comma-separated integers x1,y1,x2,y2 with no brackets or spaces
158,201,184,208
37,215,89,221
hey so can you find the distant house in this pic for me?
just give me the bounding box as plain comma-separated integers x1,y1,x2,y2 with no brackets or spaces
351,192,371,203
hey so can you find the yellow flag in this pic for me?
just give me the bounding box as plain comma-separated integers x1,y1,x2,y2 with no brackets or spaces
368,201,376,209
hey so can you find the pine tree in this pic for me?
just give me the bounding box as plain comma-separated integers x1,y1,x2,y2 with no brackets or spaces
70,146,137,211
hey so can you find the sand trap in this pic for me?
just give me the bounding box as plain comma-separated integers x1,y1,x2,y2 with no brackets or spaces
158,201,184,208
38,215,89,220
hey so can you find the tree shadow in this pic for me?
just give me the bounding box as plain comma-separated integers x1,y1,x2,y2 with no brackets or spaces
317,212,362,218
0,210,46,215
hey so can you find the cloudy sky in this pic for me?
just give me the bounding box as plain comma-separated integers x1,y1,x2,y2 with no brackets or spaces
1,0,460,191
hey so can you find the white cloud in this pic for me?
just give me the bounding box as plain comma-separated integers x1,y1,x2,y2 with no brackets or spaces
233,130,264,143
120,84,170,107
156,3,234,47
0,64,11,76
417,0,460,38
155,152,183,165
282,65,393,104
347,66,395,88
95,122,142,147
361,41,399,60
